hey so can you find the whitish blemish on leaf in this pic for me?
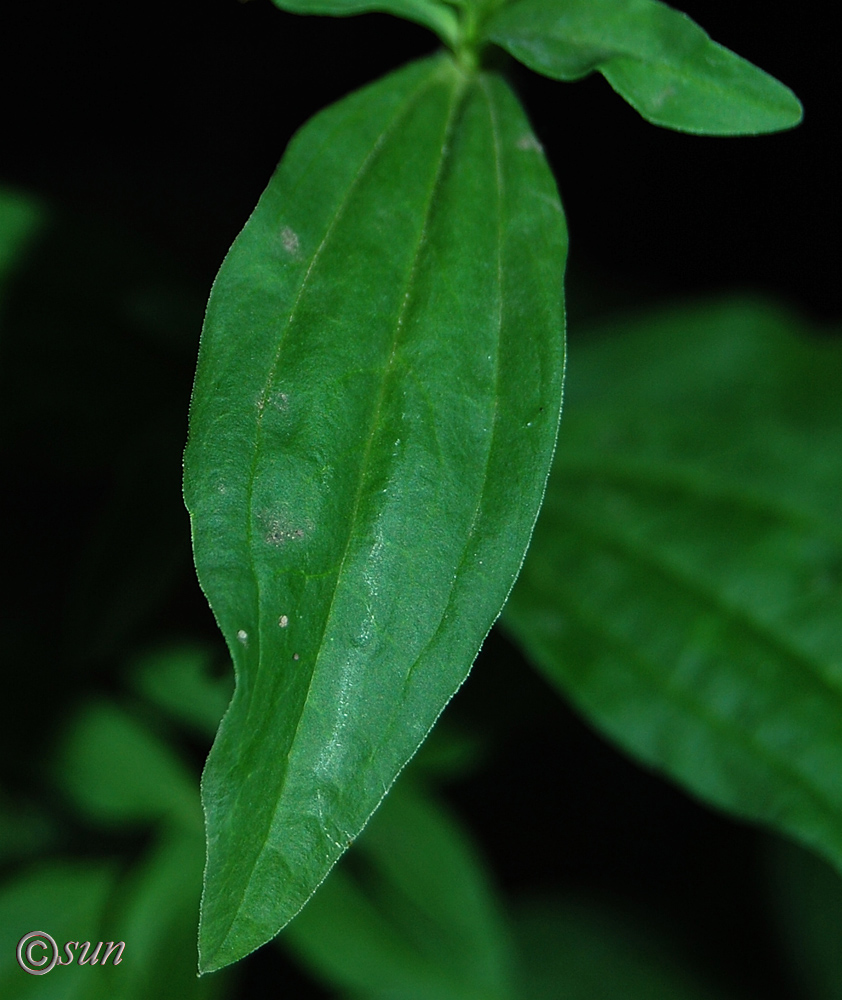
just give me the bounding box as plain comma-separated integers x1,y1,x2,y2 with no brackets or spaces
293,653,300,661
278,614,289,628
517,133,543,152
271,392,290,412
236,630,248,644
264,519,306,546
281,226,299,254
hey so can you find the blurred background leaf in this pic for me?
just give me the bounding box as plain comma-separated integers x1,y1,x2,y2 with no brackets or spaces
0,187,45,304
128,644,232,739
282,779,513,1000
505,297,842,877
511,896,738,1000
53,701,201,833
765,835,842,1000
0,861,116,999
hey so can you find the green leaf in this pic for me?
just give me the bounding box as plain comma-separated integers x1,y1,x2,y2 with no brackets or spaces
0,790,55,866
282,781,512,1000
98,832,232,1000
184,51,566,971
512,897,733,1000
503,298,842,874
0,861,116,999
0,186,45,286
0,840,227,999
129,644,232,738
269,0,461,48
484,0,802,134
55,702,200,833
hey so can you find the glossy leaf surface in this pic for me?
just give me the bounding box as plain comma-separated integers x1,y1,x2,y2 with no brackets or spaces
283,781,512,999
270,0,460,47
484,0,802,134
504,299,842,869
184,52,566,971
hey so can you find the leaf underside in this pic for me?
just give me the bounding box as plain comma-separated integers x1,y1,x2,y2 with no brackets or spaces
504,299,842,873
485,0,802,134
184,52,566,972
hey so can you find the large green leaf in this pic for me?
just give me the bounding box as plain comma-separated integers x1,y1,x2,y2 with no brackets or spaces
184,52,566,971
504,299,842,870
484,0,802,134
282,781,512,1000
269,0,461,47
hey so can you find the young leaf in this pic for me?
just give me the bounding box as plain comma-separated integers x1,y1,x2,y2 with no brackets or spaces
184,52,566,971
503,299,842,873
484,0,802,134
282,781,513,1000
270,0,461,48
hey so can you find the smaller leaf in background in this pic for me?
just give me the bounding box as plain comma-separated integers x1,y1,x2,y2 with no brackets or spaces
0,861,116,999
484,0,802,134
0,836,228,999
270,0,460,47
504,298,842,877
0,186,45,298
406,719,486,782
129,645,232,739
282,780,513,1000
0,790,55,866
512,897,736,1000
765,835,842,1000
96,831,232,1000
54,702,200,832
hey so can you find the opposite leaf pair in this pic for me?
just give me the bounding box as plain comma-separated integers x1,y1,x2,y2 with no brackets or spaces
184,0,801,973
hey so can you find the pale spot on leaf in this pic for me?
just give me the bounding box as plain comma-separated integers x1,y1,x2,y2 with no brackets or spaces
517,134,543,152
281,226,300,254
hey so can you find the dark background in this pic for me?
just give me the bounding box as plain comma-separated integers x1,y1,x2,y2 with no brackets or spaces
0,0,838,997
